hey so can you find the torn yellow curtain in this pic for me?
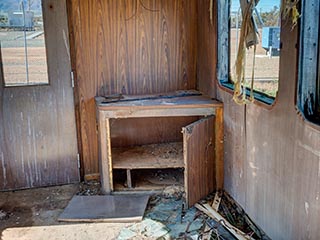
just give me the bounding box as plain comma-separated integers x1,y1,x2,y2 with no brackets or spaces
233,0,299,105
233,0,259,105
281,0,300,29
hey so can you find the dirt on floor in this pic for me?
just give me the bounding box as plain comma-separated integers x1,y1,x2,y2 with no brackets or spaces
0,182,270,240
0,183,131,240
0,184,78,233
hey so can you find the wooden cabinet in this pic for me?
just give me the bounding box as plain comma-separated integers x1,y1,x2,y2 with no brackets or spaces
95,91,223,207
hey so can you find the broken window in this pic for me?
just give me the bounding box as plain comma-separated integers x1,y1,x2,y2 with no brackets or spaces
0,0,48,86
218,0,281,105
298,0,320,125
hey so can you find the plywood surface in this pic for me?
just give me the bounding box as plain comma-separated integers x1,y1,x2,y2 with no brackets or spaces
112,142,184,169
68,0,198,175
96,93,221,118
59,195,149,222
96,95,222,109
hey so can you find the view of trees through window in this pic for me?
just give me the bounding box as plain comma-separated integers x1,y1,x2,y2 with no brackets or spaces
230,0,280,98
0,0,48,86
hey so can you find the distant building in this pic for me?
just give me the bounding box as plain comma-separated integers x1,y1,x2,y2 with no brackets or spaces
0,13,8,27
8,11,34,30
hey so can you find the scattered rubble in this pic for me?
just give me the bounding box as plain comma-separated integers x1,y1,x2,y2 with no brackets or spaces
77,180,101,196
162,185,184,199
75,180,270,239
0,181,270,239
116,190,270,240
118,195,205,239
0,210,8,220
214,193,270,240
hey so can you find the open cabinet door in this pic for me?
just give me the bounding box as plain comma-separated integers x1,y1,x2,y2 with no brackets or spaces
183,116,215,207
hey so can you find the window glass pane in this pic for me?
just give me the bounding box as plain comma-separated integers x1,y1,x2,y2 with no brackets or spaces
230,0,280,98
0,0,48,86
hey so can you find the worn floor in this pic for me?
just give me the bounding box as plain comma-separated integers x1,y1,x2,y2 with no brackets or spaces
0,184,206,240
0,183,196,240
0,184,130,240
0,182,270,240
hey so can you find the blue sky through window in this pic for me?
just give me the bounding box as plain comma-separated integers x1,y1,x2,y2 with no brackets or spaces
231,0,280,12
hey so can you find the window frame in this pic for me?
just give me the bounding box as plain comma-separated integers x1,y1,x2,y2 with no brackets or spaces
217,0,279,106
297,0,320,125
0,0,50,88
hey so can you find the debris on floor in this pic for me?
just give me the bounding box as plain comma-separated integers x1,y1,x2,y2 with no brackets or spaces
117,195,205,239
0,182,270,240
77,180,101,196
113,168,185,192
0,210,8,220
209,192,270,240
162,185,184,199
116,190,271,240
117,219,170,240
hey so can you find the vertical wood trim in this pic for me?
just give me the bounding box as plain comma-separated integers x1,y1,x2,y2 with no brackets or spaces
98,112,112,194
126,169,132,188
66,0,84,180
215,107,224,189
183,129,189,206
106,117,114,192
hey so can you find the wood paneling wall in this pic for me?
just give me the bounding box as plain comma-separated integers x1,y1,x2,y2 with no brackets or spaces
197,0,216,98
197,1,320,238
68,0,198,176
110,117,199,148
0,0,79,190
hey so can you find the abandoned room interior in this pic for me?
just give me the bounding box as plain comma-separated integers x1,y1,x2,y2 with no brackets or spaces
0,0,319,239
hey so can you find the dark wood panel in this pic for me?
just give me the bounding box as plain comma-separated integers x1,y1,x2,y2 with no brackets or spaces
183,116,215,207
0,0,79,190
112,142,184,169
197,0,217,98
110,117,199,147
68,0,198,175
